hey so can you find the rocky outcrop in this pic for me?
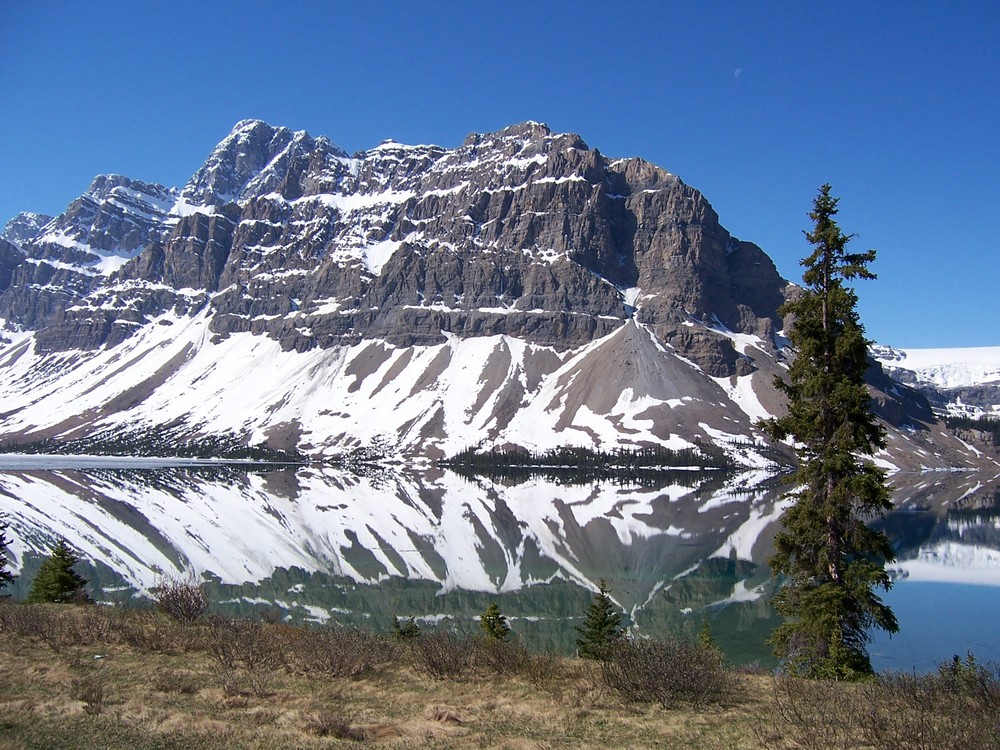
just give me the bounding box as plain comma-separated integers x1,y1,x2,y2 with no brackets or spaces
0,238,24,296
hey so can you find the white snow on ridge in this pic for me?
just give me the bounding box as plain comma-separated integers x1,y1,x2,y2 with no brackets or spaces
874,345,1000,389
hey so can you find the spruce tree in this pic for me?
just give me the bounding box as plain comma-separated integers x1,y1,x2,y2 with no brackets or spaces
761,184,898,679
26,537,89,604
392,615,421,640
575,579,625,659
0,515,14,591
479,601,511,641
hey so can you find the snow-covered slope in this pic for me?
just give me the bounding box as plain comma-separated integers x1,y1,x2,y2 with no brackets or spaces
0,306,782,464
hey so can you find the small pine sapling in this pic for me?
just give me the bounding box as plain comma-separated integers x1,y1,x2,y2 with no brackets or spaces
479,601,511,642
392,615,421,640
575,579,625,659
26,537,89,604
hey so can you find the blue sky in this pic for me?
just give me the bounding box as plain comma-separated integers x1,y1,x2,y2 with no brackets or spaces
1,1,997,348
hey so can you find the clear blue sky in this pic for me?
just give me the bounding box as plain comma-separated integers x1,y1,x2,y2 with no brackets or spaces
1,1,997,348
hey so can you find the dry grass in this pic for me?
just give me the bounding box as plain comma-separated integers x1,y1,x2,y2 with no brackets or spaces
0,603,996,750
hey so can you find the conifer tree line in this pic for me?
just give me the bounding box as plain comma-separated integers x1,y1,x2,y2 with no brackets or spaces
944,414,1000,446
4,429,302,463
761,184,898,679
442,443,733,485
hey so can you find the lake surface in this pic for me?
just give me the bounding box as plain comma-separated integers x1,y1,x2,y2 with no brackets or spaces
0,456,997,671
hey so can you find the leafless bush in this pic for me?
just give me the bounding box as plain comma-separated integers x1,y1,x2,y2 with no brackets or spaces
305,708,368,741
70,670,107,716
859,660,1000,750
205,615,280,697
409,630,476,680
600,636,734,708
152,669,200,695
112,608,194,654
24,606,76,652
474,636,532,676
152,575,209,624
522,650,568,691
0,602,54,639
753,661,1000,750
261,606,283,624
751,675,864,750
284,624,395,678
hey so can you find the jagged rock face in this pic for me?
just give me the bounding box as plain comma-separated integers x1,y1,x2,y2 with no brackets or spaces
0,174,180,333
1,120,789,374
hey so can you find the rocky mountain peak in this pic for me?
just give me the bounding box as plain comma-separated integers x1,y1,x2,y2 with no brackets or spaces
1,212,53,247
180,120,349,206
459,121,588,164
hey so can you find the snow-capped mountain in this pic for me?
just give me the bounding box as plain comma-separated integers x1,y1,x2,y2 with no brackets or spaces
0,120,990,470
873,344,1000,419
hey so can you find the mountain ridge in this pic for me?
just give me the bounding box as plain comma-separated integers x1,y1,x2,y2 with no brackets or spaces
0,120,992,470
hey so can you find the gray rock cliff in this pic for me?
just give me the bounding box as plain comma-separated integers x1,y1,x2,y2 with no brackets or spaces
2,120,789,375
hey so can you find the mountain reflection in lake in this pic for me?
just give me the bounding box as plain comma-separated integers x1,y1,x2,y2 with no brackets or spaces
0,460,998,670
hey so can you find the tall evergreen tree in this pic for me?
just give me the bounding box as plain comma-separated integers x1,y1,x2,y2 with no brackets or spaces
761,184,898,679
0,515,14,591
575,579,625,659
26,537,89,604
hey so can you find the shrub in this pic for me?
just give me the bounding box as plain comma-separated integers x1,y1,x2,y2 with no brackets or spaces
285,625,394,677
859,657,1000,750
409,630,475,680
152,669,200,695
152,575,209,623
205,616,280,697
752,675,864,750
600,636,733,708
475,636,531,676
305,708,368,741
113,608,193,654
753,659,1000,750
70,670,107,716
522,650,568,691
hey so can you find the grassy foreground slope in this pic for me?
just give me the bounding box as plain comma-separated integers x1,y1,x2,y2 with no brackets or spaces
0,603,997,750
